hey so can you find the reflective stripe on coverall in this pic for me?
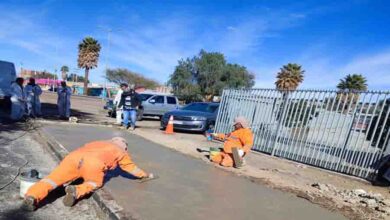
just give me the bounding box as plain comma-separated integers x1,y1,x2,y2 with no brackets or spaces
26,141,147,202
25,84,42,116
211,128,254,167
57,86,72,118
10,82,25,120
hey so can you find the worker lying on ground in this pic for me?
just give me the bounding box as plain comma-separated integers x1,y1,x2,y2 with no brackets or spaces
210,116,254,168
23,137,153,211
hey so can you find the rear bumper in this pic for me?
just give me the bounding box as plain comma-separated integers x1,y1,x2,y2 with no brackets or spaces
161,118,207,131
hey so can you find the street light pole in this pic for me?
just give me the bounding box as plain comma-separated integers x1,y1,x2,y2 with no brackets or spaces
99,26,121,99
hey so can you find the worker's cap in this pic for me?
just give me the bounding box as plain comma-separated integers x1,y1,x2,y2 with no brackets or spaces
233,116,249,128
111,137,128,151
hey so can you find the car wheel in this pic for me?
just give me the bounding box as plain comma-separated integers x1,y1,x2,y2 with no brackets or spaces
137,109,144,121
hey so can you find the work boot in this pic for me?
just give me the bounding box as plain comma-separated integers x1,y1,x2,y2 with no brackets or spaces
22,196,36,211
231,147,243,168
63,185,77,207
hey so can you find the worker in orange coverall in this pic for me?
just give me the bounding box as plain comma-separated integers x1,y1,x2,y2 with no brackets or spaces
23,137,153,211
211,116,254,168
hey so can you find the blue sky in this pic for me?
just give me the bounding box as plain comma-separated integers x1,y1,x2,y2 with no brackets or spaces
1,0,389,89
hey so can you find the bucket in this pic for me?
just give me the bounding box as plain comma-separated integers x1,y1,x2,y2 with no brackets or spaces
205,129,214,141
209,147,221,160
19,169,44,198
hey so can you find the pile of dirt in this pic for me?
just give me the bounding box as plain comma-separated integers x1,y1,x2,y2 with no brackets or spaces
311,183,390,219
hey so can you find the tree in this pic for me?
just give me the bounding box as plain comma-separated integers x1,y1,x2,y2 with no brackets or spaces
275,63,305,121
275,63,304,91
336,74,368,113
67,73,86,83
168,58,202,103
60,66,69,81
106,68,159,89
222,64,255,88
77,37,101,95
194,50,227,100
337,74,368,92
168,50,255,102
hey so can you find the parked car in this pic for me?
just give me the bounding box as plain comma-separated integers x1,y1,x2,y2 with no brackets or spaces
141,93,180,118
161,102,220,132
103,99,144,121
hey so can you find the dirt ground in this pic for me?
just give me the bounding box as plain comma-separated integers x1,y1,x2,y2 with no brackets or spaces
0,121,102,220
37,92,390,219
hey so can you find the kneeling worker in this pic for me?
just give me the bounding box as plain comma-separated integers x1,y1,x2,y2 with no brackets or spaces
211,116,254,168
23,137,153,211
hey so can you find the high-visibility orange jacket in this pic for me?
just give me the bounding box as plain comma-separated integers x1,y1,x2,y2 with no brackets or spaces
68,141,146,177
216,128,254,154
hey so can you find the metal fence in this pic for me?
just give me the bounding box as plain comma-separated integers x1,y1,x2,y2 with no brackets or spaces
215,89,390,178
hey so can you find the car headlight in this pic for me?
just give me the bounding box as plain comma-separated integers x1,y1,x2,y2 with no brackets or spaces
191,116,207,121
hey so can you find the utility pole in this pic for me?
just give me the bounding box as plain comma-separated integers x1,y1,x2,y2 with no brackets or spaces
99,26,121,99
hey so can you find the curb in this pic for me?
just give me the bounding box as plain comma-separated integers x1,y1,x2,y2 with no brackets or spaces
36,128,138,220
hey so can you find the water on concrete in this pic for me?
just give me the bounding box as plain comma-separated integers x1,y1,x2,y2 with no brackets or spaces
42,124,346,220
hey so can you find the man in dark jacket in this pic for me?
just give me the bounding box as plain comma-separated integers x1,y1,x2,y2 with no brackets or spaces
118,86,141,130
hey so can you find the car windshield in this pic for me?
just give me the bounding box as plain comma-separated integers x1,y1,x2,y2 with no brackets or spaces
139,94,154,101
182,103,218,113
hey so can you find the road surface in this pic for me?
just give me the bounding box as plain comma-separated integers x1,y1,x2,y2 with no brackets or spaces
42,124,345,220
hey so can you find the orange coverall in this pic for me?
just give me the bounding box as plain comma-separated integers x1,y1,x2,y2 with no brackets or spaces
26,141,147,203
212,128,254,167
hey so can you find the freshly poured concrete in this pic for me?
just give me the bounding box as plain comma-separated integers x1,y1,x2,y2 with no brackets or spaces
43,124,346,220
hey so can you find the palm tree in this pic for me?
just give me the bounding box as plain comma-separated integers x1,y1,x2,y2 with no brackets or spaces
272,64,305,146
60,65,69,81
336,74,368,113
337,74,368,92
275,63,305,91
77,37,101,95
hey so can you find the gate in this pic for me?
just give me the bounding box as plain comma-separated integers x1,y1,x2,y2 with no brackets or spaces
215,89,390,178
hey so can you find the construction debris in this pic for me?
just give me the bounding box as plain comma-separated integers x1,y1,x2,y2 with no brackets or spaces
311,182,390,217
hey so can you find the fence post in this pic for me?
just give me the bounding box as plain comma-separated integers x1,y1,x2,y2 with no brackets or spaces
271,92,289,156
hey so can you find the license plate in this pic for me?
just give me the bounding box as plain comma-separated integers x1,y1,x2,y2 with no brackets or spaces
173,120,184,125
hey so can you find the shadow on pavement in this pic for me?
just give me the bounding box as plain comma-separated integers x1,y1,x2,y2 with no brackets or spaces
0,120,40,144
40,103,96,121
1,208,31,220
104,167,138,184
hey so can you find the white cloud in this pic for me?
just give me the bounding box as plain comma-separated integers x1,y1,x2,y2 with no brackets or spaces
0,7,75,73
340,51,390,88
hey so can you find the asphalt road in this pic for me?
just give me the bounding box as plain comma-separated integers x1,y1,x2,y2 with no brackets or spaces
42,124,346,220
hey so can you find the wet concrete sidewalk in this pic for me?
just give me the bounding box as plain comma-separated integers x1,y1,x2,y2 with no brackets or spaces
42,124,346,220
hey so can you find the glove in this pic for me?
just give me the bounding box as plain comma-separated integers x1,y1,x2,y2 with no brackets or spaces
238,149,244,157
142,173,154,179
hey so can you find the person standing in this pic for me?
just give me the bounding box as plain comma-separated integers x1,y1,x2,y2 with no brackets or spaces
25,78,43,117
57,81,72,119
118,87,141,130
10,77,26,121
113,83,127,125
